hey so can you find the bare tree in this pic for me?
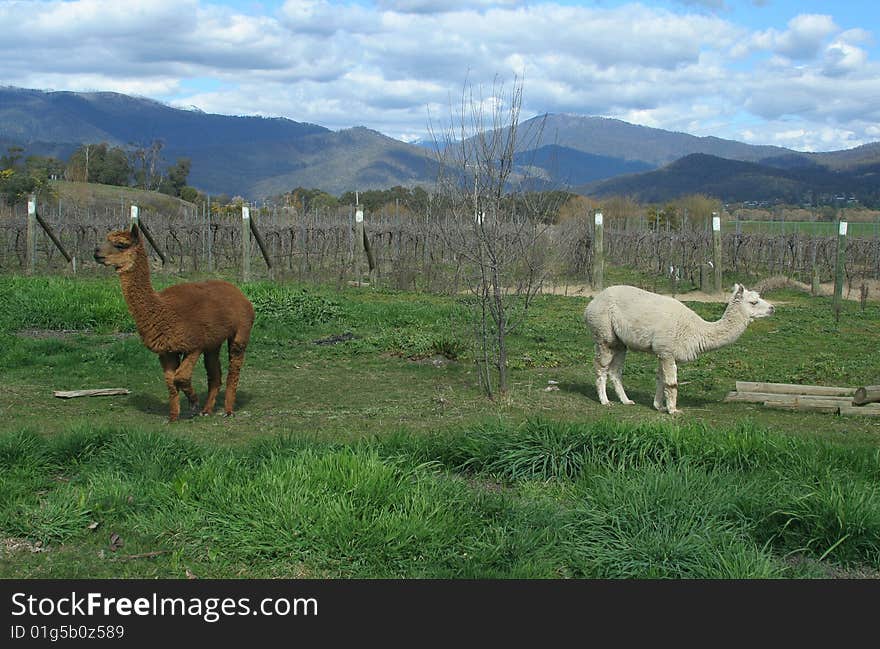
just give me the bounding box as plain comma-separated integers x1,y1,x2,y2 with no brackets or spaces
129,140,165,191
431,77,561,397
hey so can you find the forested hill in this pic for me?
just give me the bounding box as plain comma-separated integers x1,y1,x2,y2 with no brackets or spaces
3,87,880,203
585,153,880,206
0,87,437,198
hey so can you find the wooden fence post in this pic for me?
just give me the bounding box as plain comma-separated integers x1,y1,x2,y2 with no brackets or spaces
592,211,604,290
248,208,273,279
833,219,847,320
712,212,722,293
242,205,251,282
27,195,37,274
31,195,75,273
354,207,364,286
130,204,166,266
27,194,76,273
207,198,214,273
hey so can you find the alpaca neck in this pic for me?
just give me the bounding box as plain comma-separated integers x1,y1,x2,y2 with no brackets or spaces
117,248,172,347
697,300,750,353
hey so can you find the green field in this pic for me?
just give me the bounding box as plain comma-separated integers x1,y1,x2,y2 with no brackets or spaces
1,273,879,578
724,220,880,237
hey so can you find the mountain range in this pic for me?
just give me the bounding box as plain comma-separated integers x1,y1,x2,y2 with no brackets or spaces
2,86,879,205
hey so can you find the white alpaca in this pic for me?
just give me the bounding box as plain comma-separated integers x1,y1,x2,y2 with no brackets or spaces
584,284,774,414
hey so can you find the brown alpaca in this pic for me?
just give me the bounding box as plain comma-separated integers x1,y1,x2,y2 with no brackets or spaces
94,224,255,422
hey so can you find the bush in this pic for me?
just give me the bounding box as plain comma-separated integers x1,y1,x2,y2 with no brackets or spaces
247,285,342,326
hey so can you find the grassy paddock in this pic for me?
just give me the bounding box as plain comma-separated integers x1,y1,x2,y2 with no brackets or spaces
1,273,879,578
1,420,878,578
724,220,880,237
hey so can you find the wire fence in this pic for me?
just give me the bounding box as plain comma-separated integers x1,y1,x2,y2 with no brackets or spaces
2,198,879,296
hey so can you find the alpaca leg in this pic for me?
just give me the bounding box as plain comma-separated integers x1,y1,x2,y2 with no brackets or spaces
201,347,222,416
653,364,665,412
659,355,681,415
224,335,249,417
173,351,202,415
160,353,182,422
594,342,614,405
609,348,634,405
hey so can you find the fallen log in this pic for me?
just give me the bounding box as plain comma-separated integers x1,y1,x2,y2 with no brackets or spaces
54,389,131,399
725,392,852,405
839,404,880,417
852,385,880,406
735,381,856,397
762,401,841,414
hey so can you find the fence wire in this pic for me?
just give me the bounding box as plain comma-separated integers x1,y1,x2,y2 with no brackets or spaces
2,201,878,295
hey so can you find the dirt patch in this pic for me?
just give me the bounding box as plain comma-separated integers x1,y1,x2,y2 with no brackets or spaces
785,554,880,579
2,537,47,554
312,332,357,345
15,329,135,340
538,279,880,303
411,354,456,367
15,328,92,339
539,284,731,303
465,476,506,494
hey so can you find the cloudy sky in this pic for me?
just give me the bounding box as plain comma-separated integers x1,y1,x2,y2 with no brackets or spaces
1,0,878,151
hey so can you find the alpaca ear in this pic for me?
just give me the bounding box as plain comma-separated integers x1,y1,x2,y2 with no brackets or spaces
130,222,140,242
734,284,744,298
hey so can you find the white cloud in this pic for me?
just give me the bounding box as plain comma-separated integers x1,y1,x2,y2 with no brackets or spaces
0,1,877,151
740,121,864,152
823,41,868,77
377,0,522,13
751,13,838,60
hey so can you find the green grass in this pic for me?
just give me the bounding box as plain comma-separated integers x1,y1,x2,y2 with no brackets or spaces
723,220,880,237
1,272,879,578
49,180,194,215
2,421,879,578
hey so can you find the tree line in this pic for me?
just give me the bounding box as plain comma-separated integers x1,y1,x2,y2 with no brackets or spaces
0,141,198,206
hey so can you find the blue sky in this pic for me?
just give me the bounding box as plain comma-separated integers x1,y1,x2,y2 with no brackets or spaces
2,0,878,151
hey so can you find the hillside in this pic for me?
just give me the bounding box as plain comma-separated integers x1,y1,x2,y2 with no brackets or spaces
512,144,652,186
524,113,800,166
585,153,880,206
47,180,197,216
487,112,866,193
0,87,437,198
4,86,880,202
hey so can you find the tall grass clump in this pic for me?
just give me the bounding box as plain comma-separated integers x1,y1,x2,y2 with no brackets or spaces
134,447,506,576
0,426,203,545
562,465,786,578
246,284,343,327
0,427,569,577
3,420,878,577
0,276,131,332
377,418,880,571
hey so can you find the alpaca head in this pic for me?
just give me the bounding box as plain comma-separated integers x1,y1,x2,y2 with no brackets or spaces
94,224,142,272
730,283,775,320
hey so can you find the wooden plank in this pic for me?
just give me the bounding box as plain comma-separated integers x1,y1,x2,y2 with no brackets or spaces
725,392,851,404
762,402,840,414
725,391,790,403
54,389,131,399
853,385,880,406
777,397,852,409
839,405,880,417
735,381,856,397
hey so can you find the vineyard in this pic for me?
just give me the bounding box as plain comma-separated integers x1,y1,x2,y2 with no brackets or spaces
2,194,880,298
